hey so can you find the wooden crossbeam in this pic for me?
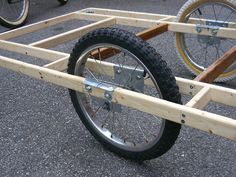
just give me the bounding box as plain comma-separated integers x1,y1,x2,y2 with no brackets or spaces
91,24,168,59
43,24,169,71
30,17,116,48
1,54,236,140
194,46,236,83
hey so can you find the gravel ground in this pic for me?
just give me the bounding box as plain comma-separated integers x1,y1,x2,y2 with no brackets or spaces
0,0,236,177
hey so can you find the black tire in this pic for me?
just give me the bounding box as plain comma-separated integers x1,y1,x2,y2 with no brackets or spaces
0,0,29,29
68,28,182,161
57,0,68,5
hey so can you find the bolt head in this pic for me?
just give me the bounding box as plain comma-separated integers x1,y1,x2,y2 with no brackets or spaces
117,69,121,74
105,93,111,99
136,75,141,80
85,85,92,91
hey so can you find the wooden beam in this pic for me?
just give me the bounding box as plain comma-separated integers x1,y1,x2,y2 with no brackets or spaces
0,55,236,141
43,56,69,71
82,8,236,28
0,13,76,40
186,87,211,109
194,46,236,83
0,40,68,61
137,23,168,40
92,24,168,59
80,8,173,20
43,24,168,71
75,12,236,39
30,17,116,48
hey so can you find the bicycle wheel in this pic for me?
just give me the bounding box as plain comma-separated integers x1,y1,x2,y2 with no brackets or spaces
175,0,236,82
68,28,182,160
57,0,68,5
0,0,29,28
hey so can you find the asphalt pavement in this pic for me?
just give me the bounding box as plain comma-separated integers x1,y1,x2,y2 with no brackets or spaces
0,0,236,176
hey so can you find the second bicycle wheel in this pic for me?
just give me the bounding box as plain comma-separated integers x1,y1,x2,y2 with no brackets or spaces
68,28,182,160
175,0,236,82
0,0,29,28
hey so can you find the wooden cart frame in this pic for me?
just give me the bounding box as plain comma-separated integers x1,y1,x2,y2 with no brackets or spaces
0,8,235,141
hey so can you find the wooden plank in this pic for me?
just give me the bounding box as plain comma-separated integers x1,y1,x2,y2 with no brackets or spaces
113,87,236,141
44,55,236,108
0,40,68,61
176,77,204,96
186,87,211,109
210,85,236,107
176,77,236,107
76,12,162,28
30,17,116,48
74,11,109,21
0,55,236,141
194,46,236,83
91,24,169,59
43,56,69,71
0,13,76,40
1,8,235,41
137,23,168,40
80,7,174,20
75,12,236,39
84,8,236,28
168,22,236,39
43,24,168,71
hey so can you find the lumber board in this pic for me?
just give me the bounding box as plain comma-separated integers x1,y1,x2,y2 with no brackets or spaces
75,12,236,39
0,13,76,40
0,40,68,61
194,46,236,83
91,24,168,59
186,87,211,109
30,17,116,48
0,55,236,141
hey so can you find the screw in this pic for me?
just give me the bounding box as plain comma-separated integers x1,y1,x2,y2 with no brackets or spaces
136,75,141,80
105,93,111,99
117,69,121,74
85,85,92,92
211,29,218,36
190,85,193,89
196,27,202,33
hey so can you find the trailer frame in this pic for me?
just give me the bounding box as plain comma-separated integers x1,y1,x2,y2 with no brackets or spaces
0,8,235,141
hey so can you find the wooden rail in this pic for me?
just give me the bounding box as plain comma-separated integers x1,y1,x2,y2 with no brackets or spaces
195,46,236,83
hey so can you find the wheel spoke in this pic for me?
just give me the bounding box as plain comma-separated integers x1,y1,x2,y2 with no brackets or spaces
101,110,111,128
194,9,204,25
134,116,148,143
212,5,217,21
204,44,209,68
216,6,223,21
222,10,234,23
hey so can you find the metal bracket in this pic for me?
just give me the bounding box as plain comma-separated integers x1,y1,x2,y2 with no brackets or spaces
196,20,228,36
84,79,121,112
205,20,229,28
196,24,219,36
84,78,114,99
114,65,145,93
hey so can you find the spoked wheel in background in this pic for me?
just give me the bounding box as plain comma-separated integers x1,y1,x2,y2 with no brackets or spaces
68,28,182,160
0,0,30,28
175,0,236,82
